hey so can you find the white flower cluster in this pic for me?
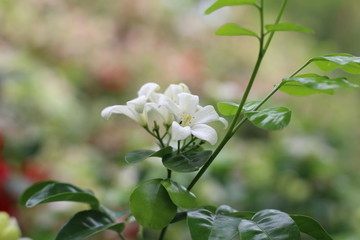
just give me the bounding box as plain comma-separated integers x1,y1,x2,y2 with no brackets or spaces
101,83,227,146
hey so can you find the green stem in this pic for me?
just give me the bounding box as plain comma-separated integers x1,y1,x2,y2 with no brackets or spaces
188,0,266,191
263,0,288,54
158,226,168,240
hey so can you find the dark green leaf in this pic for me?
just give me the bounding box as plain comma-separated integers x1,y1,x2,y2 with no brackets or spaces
20,181,99,209
162,151,212,172
205,0,258,15
238,209,301,240
283,73,359,90
311,54,360,74
291,215,333,240
125,147,173,164
215,23,258,37
161,180,198,209
188,206,242,240
244,107,291,130
265,22,313,33
20,180,56,206
280,82,334,96
129,179,177,230
188,208,215,240
55,210,124,240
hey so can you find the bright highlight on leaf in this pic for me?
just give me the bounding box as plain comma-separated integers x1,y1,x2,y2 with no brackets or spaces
265,22,313,33
55,210,124,240
244,107,291,130
215,23,258,37
311,54,360,74
205,0,258,15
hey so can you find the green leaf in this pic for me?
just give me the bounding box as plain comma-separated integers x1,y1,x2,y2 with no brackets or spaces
238,209,301,240
311,54,360,74
217,102,239,116
188,208,214,240
283,73,359,90
217,101,260,116
125,147,173,164
187,206,241,240
280,82,334,96
215,23,258,37
129,179,177,230
244,107,291,130
20,181,100,209
161,180,198,209
162,151,212,173
205,0,258,15
291,215,333,240
265,22,313,33
55,210,124,240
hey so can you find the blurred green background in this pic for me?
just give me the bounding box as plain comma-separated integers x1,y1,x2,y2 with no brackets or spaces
0,0,359,239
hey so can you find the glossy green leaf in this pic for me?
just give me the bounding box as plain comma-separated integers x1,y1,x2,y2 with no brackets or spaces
20,181,99,209
162,151,212,172
283,73,359,90
187,206,241,240
55,210,124,240
215,23,258,37
311,54,360,74
205,0,258,15
125,147,173,164
161,180,198,209
265,22,313,33
238,209,301,240
129,179,177,230
280,81,334,96
291,215,333,240
188,208,214,240
244,107,291,130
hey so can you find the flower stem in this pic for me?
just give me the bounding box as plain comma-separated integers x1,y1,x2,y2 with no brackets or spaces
158,226,168,240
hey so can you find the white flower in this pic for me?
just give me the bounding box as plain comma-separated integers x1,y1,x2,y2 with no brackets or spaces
161,93,228,145
101,83,160,126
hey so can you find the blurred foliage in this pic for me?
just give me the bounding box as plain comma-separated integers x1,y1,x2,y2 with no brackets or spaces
0,0,359,239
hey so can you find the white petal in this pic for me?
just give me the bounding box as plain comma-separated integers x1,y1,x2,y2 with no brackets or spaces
145,103,173,126
191,124,218,145
164,83,190,103
137,83,160,98
171,121,191,141
101,105,142,123
127,96,147,113
159,96,182,121
192,105,220,124
178,93,199,114
219,117,228,129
